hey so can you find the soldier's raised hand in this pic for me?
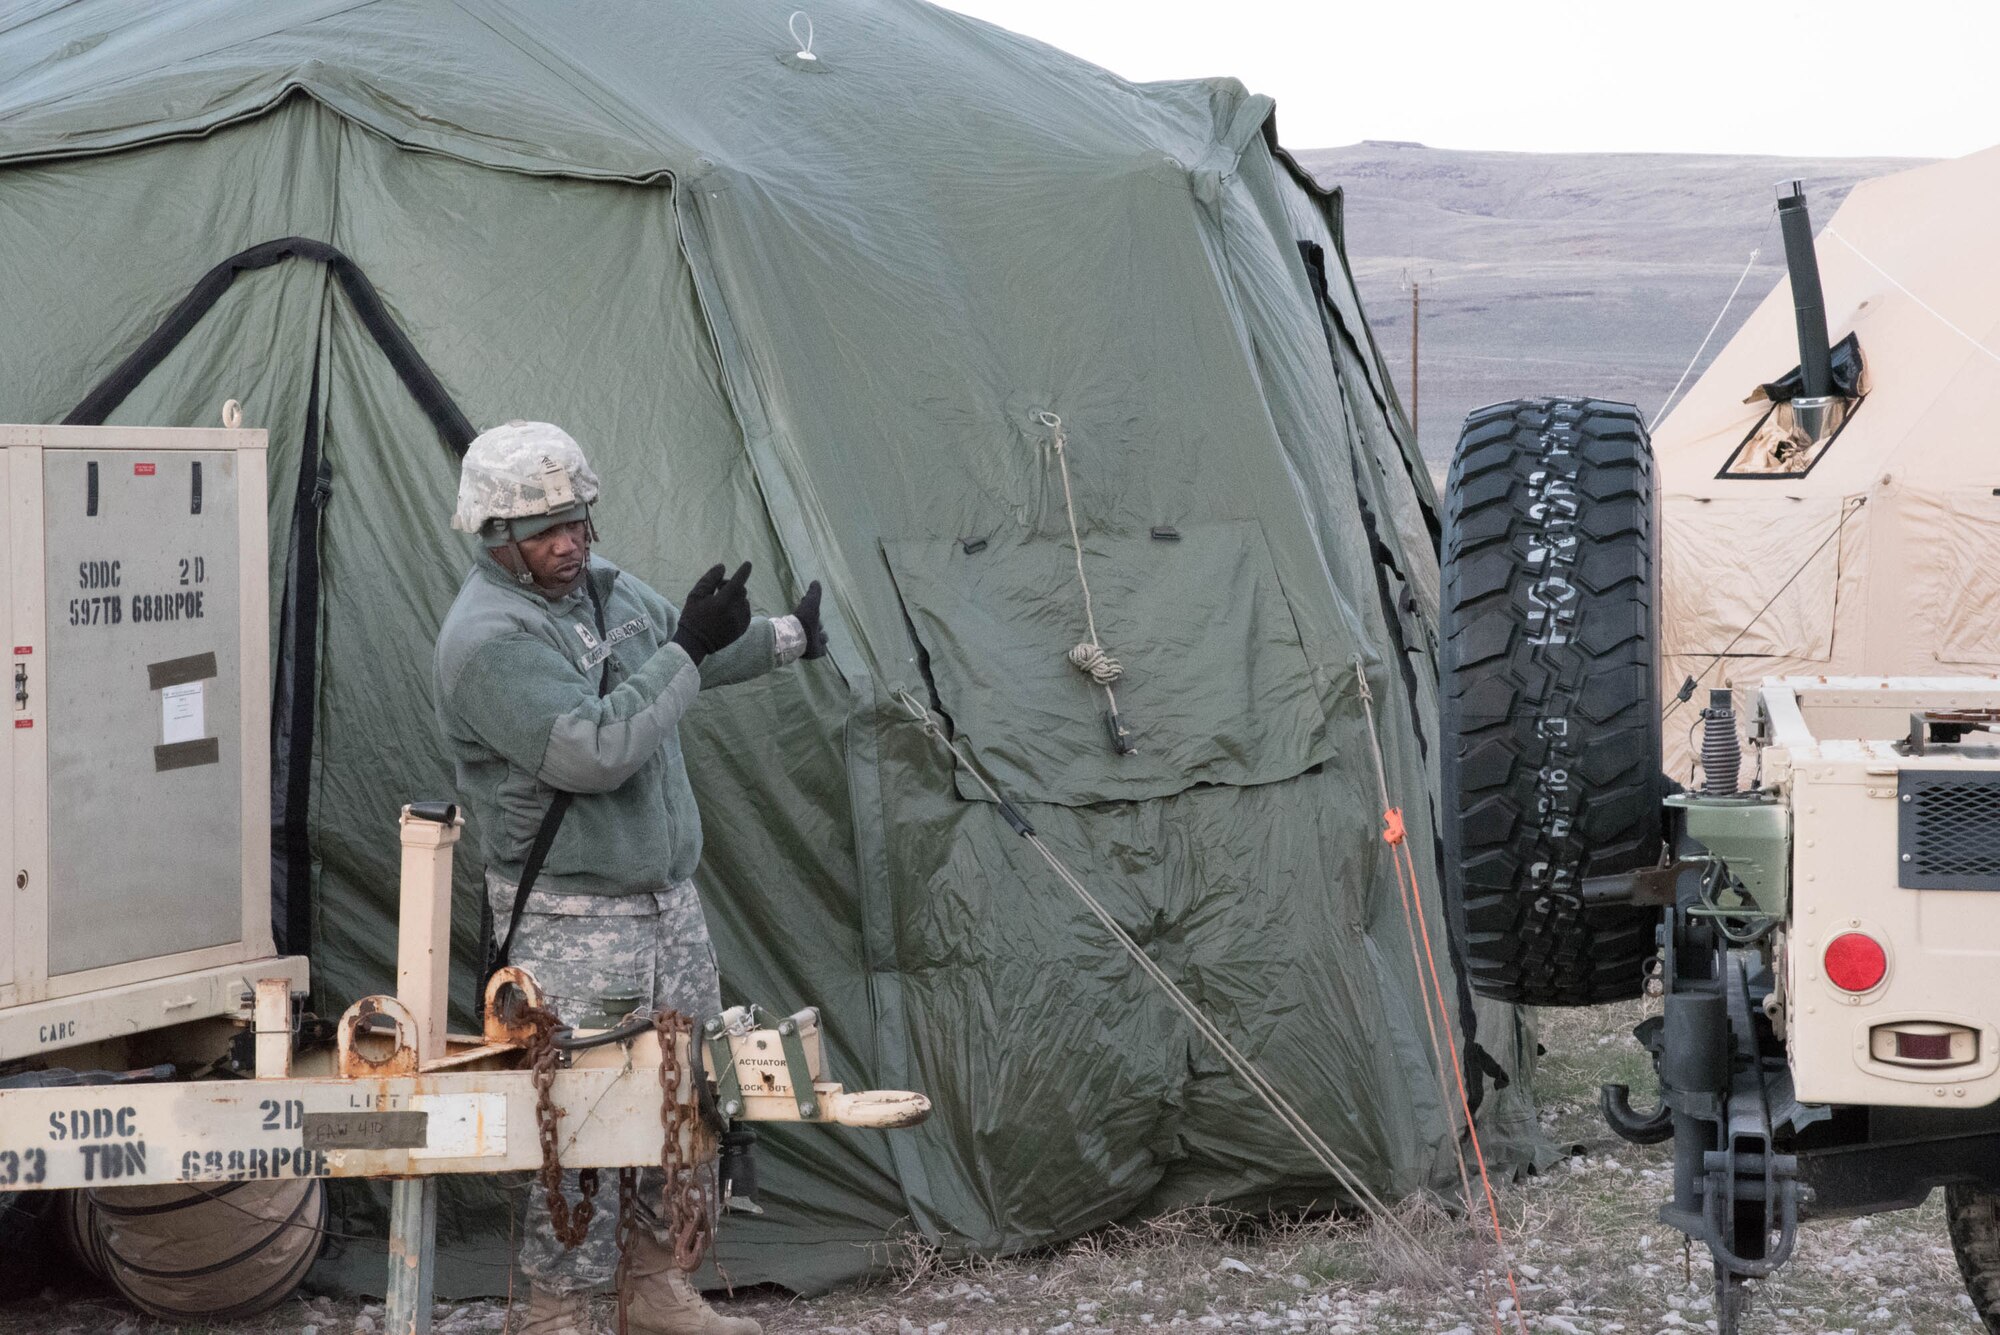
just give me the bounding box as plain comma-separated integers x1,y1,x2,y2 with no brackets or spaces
671,561,752,664
791,580,830,660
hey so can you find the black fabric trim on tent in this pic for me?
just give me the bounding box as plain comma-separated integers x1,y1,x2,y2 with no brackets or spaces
1268,127,1440,553
1296,238,1499,1114
275,350,327,956
65,237,478,959
64,236,475,447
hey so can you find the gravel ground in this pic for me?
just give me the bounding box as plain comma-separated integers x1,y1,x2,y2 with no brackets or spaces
1,1000,1985,1334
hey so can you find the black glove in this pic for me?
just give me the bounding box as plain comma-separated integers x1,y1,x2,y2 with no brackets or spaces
671,561,752,665
791,580,830,660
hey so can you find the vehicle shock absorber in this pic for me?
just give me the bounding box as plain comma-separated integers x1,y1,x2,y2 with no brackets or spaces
1701,687,1741,796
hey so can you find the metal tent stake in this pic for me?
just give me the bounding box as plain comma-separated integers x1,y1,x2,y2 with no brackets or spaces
386,803,463,1335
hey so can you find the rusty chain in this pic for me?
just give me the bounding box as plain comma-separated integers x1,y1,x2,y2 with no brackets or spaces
523,1004,598,1250
615,1164,639,1335
518,1000,713,1270
653,1009,714,1272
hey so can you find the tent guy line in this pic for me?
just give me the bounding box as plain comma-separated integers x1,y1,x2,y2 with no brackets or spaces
1663,498,1864,727
1825,226,2000,366
1352,658,1528,1335
1651,203,1777,433
1650,250,1766,432
889,687,1442,1275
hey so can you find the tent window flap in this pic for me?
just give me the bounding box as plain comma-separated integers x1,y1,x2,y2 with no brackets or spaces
884,520,1335,807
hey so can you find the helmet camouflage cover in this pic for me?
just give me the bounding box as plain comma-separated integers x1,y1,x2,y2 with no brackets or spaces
452,420,602,539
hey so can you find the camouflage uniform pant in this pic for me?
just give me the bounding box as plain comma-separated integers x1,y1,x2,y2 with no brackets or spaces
487,873,724,1294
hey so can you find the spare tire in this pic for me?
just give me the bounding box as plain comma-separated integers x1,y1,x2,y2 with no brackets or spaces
1440,397,1664,1006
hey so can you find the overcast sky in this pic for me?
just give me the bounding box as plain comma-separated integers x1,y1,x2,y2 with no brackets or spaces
939,0,1993,159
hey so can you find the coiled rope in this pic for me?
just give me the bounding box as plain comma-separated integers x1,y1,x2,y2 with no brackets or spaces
892,687,1442,1276
1036,412,1125,697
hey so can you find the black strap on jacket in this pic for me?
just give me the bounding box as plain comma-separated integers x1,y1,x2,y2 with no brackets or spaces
490,574,614,972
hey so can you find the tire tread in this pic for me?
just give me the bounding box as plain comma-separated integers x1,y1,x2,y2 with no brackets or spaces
1439,397,1662,1006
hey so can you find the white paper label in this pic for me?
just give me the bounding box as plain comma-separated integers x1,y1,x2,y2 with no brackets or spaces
161,680,204,744
409,1093,507,1159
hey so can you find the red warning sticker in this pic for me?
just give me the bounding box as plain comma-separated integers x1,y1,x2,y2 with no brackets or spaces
134,463,156,476
11,647,29,655
14,719,31,728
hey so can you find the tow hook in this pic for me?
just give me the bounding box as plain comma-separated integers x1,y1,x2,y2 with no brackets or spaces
1601,1082,1674,1145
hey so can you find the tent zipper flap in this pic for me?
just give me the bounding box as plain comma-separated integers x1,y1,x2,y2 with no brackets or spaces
669,181,942,1238
62,238,480,964
64,236,476,453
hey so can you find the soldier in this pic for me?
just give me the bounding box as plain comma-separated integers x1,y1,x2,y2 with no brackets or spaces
433,421,825,1335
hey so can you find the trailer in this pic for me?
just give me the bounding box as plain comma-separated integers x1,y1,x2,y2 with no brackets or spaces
0,420,928,1331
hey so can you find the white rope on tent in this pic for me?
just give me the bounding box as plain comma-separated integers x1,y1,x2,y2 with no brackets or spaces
1825,226,2000,367
890,687,1443,1275
1662,495,1865,724
1648,245,1766,433
1034,411,1127,696
1648,204,1778,433
788,10,817,60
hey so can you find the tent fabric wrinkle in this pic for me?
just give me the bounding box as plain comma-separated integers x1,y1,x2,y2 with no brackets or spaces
0,0,1546,1297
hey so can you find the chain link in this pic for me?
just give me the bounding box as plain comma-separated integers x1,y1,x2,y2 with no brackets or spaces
654,1009,714,1272
615,1165,639,1335
523,1004,598,1250
517,1002,712,1269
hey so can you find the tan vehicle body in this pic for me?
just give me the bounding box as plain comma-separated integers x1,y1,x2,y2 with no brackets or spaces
1760,676,2000,1109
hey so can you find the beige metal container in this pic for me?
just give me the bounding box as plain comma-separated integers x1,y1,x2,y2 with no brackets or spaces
0,422,304,1062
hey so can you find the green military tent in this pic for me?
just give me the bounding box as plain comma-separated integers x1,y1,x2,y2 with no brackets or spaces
0,0,1544,1294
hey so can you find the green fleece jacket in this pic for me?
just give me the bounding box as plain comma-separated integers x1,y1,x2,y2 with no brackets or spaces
433,553,782,895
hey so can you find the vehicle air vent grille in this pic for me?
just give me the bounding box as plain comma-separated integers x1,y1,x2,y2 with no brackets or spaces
1899,770,2000,890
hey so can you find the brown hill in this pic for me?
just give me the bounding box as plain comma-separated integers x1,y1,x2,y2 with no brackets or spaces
1295,142,1925,462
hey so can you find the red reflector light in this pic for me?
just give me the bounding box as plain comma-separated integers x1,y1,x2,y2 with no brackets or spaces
1897,1031,1954,1062
1825,933,1887,993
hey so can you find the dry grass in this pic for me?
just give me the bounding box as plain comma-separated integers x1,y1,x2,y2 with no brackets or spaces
1,1000,1985,1332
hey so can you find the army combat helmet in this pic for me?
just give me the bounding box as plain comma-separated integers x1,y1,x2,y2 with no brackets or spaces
452,420,602,584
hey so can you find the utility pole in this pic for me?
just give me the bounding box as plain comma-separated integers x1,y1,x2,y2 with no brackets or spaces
1399,267,1431,447
1409,278,1420,440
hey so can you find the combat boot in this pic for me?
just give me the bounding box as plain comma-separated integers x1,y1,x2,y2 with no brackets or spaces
620,1233,761,1335
517,1284,597,1335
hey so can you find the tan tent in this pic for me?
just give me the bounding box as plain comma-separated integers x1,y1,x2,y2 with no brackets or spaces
1655,146,2000,777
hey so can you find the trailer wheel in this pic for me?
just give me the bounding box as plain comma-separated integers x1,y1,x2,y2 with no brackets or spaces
88,1177,326,1321
1948,1184,2000,1333
0,1192,53,1300
1440,397,1665,1005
